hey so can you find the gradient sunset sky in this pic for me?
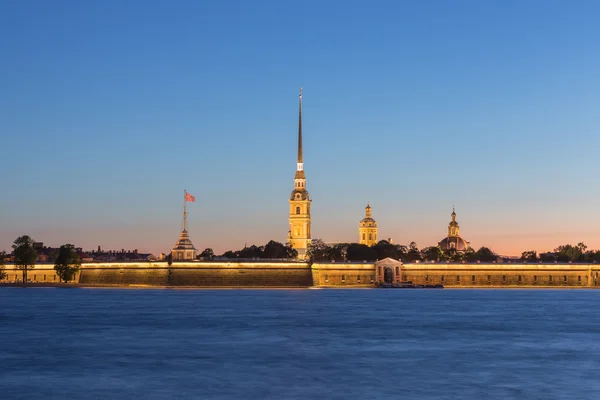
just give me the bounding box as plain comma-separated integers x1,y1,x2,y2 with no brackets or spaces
2,0,600,257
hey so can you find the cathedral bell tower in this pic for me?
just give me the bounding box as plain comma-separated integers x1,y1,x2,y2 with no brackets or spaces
288,88,311,259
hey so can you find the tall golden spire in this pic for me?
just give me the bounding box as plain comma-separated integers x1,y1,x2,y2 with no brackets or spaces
297,87,303,164
294,87,305,180
289,87,311,259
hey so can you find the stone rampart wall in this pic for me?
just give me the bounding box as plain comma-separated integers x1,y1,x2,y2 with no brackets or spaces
311,262,376,286
78,261,313,287
0,264,80,283
403,263,600,287
2,261,599,288
310,262,600,288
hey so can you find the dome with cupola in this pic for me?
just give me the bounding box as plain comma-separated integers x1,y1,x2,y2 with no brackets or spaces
359,203,378,246
438,208,470,252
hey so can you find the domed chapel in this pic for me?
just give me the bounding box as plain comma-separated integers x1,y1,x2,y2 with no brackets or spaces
438,208,470,251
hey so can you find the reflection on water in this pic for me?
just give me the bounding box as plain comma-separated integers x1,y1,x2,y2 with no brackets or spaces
1,288,599,399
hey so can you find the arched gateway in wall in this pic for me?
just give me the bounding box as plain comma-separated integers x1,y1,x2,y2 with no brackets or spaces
376,258,403,284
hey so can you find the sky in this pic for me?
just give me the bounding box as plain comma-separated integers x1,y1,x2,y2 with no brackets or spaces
1,0,600,257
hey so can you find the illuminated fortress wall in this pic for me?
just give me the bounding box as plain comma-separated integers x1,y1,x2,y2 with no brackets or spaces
2,262,600,288
76,261,313,287
402,263,600,287
311,262,600,288
78,263,169,286
311,262,377,286
0,264,80,283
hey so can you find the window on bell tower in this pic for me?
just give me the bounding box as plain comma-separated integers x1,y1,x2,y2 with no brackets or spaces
296,206,300,214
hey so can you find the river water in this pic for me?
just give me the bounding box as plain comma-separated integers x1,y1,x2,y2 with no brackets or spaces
1,288,598,399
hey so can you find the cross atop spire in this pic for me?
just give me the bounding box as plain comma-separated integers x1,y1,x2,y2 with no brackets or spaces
297,87,303,165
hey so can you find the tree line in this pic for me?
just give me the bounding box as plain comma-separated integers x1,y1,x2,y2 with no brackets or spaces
0,235,81,283
520,242,600,263
169,239,600,264
199,240,298,260
306,239,499,262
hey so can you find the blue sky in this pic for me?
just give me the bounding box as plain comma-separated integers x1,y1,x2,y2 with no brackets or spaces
1,0,600,256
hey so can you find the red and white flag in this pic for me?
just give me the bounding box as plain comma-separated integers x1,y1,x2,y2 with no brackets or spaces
185,192,196,202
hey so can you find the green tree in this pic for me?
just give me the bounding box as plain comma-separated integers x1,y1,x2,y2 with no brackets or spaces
584,250,600,263
263,240,296,259
421,246,443,262
306,239,331,262
0,251,6,280
238,245,264,259
461,247,476,262
329,243,350,262
447,249,466,263
394,244,408,260
167,252,173,266
221,250,238,259
373,240,400,260
520,250,538,262
346,243,377,261
475,246,498,262
285,243,298,259
199,248,214,259
13,235,37,283
405,242,422,262
555,243,586,262
54,244,81,282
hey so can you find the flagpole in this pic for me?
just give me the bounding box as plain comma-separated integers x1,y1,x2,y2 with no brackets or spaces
183,189,187,232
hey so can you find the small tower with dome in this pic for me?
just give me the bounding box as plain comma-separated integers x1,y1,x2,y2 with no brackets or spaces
438,207,470,251
359,203,378,247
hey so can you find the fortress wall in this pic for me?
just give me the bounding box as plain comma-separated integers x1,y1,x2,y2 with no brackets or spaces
169,267,311,287
78,261,312,287
79,264,169,286
311,263,376,286
0,264,80,283
403,263,600,287
3,261,600,288
310,262,600,288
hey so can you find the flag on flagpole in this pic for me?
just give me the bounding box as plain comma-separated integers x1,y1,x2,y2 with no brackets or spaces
185,192,196,202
